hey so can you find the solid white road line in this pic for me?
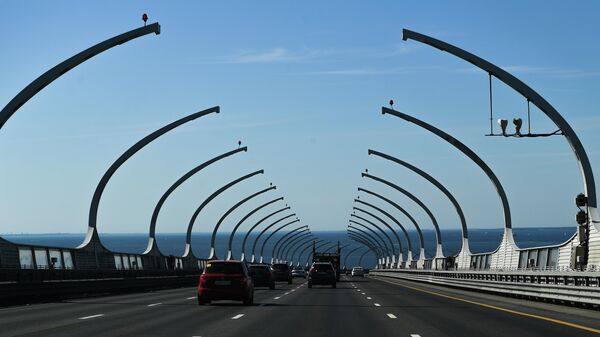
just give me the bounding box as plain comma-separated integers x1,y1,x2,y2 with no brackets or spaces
232,314,244,320
147,303,162,307
374,303,381,307
387,313,397,319
79,314,104,320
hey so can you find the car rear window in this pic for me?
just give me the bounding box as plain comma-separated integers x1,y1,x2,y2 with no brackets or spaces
204,262,243,274
271,264,289,271
250,266,269,273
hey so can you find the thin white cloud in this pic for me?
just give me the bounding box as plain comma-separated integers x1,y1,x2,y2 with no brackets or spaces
220,47,333,64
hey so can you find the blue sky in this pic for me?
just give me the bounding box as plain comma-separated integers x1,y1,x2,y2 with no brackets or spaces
0,1,599,239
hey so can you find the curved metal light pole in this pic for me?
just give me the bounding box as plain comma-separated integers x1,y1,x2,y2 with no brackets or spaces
358,247,376,267
343,246,364,268
145,147,247,257
349,235,382,267
209,185,276,259
348,222,390,258
351,213,395,266
240,206,290,261
348,228,386,261
185,169,264,259
284,232,315,263
260,218,301,263
83,106,220,252
353,206,403,267
272,226,309,262
290,236,319,265
276,228,311,262
348,225,388,266
251,213,300,263
358,187,426,263
0,23,161,131
226,197,284,260
349,233,381,256
362,172,444,259
403,29,599,267
355,198,412,265
369,149,471,263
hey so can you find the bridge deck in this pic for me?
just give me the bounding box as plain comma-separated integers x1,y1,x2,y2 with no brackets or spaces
0,275,597,337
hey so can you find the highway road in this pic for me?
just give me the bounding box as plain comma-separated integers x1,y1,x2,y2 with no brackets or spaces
0,275,598,337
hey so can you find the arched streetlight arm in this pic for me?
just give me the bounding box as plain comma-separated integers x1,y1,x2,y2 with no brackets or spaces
272,226,308,259
278,229,311,260
368,149,468,239
149,147,247,241
251,214,296,257
1,23,161,130
241,206,290,257
350,214,394,254
362,173,442,245
210,185,276,251
187,169,264,247
353,204,403,255
259,219,301,258
358,187,424,251
355,198,411,253
228,197,283,253
403,28,596,209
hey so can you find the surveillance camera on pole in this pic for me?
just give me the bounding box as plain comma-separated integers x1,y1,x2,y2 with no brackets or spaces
497,119,508,137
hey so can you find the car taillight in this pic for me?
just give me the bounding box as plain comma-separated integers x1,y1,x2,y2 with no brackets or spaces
309,267,315,273
200,274,208,286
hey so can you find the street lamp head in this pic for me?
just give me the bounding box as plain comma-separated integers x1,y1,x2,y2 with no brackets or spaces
389,99,394,108
497,119,508,136
142,13,148,24
513,118,523,136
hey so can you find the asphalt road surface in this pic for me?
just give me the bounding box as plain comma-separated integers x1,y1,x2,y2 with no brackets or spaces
1,275,598,337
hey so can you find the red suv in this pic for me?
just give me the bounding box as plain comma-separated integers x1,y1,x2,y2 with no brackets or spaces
197,260,254,305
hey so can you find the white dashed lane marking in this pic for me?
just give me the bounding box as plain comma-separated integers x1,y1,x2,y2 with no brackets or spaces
374,303,381,307
367,297,372,300
410,335,421,337
274,297,281,300
79,314,104,320
232,314,244,320
147,303,162,307
387,313,397,319
186,297,196,300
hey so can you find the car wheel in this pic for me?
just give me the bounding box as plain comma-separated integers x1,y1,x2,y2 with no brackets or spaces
243,291,254,306
197,295,208,305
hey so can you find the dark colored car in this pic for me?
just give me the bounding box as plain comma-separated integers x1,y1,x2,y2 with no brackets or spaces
270,263,292,284
308,262,336,288
249,264,275,289
197,260,254,305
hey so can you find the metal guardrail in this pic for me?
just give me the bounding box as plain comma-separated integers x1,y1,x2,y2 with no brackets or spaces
371,269,600,306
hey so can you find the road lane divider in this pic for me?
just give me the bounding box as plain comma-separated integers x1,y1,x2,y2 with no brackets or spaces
374,303,381,307
231,314,244,320
79,314,104,320
387,313,397,319
147,303,162,307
